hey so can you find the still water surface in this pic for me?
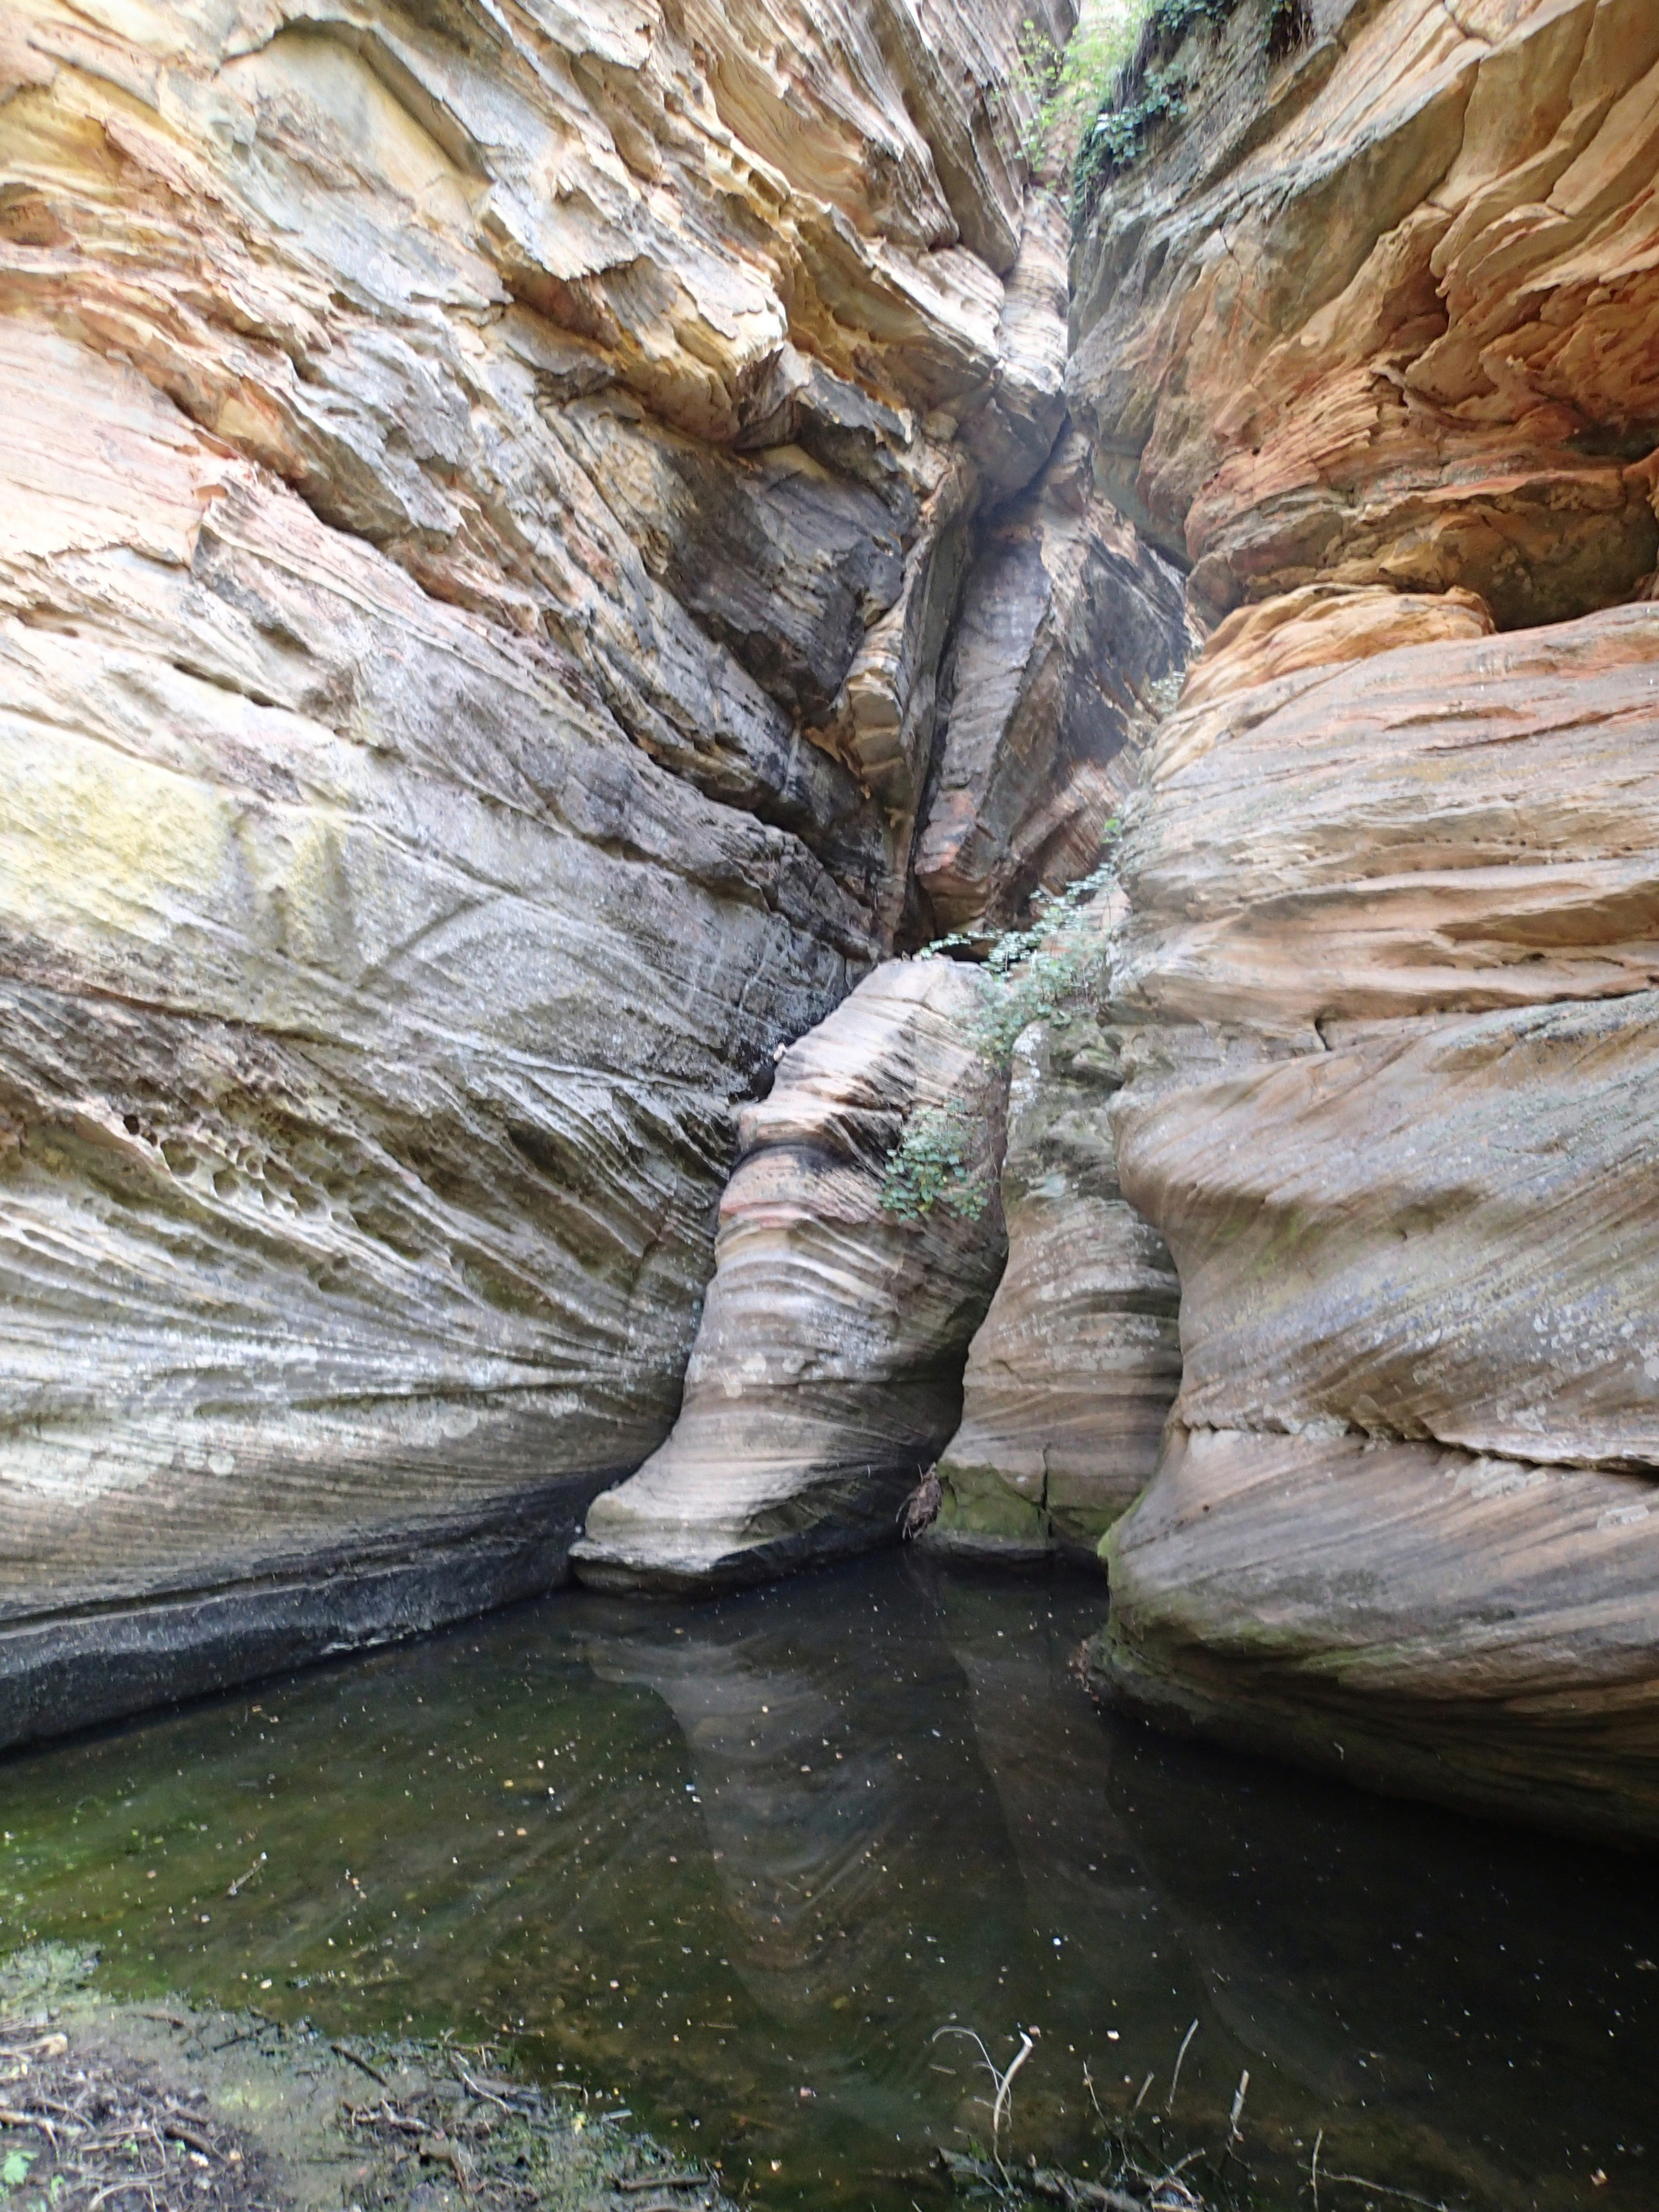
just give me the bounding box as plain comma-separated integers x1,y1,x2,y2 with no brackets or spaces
1,1556,1654,2211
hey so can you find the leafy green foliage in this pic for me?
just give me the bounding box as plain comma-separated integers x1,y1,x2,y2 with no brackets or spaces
879,847,1121,1224
1011,5,1155,176
879,1105,988,1224
1072,63,1188,206
1069,0,1313,225
1071,0,1237,215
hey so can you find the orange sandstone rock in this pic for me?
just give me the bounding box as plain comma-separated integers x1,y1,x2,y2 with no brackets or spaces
1070,0,1659,1838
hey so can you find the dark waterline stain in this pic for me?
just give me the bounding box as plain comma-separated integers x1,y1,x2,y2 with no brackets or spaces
1,1554,1654,2211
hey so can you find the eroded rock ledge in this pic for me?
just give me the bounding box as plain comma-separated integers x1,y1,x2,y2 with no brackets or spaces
924,1011,1180,1566
0,0,1103,1737
572,958,1007,1591
1070,0,1659,1840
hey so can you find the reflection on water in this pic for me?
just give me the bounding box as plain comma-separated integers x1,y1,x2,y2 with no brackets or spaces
1,1556,1654,2210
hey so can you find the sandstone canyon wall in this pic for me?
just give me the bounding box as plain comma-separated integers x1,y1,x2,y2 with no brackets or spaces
574,957,1008,1590
10,0,1659,1860
926,1005,1181,1565
0,0,1141,1745
1066,0,1659,1841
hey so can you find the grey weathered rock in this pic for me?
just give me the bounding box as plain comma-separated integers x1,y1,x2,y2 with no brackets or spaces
0,344,865,1740
1088,603,1659,1832
916,432,1192,935
926,1012,1180,1565
0,0,1074,1740
573,960,1007,1591
1092,1424,1659,1844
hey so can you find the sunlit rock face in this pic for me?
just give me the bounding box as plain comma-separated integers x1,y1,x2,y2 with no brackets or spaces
1072,0,1659,1837
1070,0,1659,630
573,960,1007,1591
0,0,1077,1741
926,1012,1179,1565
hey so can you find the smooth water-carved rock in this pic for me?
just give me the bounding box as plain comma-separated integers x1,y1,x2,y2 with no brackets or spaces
1116,986,1659,1468
1092,1426,1659,1843
0,328,867,1747
926,1015,1179,1564
1086,600,1659,1835
1065,0,1659,1839
0,0,1073,1741
1115,603,1659,1031
915,433,1192,935
573,962,1007,1592
1085,595,1659,1832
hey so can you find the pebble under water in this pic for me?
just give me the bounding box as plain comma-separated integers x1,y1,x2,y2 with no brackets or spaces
1,1554,1654,2212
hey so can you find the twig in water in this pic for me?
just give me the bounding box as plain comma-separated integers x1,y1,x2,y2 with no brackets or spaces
226,1852,266,1898
1082,2060,1106,2124
933,2025,1039,2150
617,2176,709,2192
1311,2126,1323,2212
1165,2020,1198,2116
1131,2072,1155,2114
993,2030,1037,2143
1220,2069,1248,2164
1319,2175,1469,2212
1151,2148,1204,2188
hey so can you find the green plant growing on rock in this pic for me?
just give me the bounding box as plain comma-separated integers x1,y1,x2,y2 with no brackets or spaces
1070,0,1238,220
881,1104,989,1224
879,846,1120,1224
1070,0,1314,224
1012,5,1157,177
1075,62,1188,188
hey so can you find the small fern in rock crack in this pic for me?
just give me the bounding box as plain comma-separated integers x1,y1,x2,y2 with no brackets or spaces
879,846,1121,1224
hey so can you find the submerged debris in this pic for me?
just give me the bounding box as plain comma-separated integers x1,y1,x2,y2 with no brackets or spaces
932,2014,1250,2212
899,1465,944,1539
0,1945,737,2212
938,2140,1230,2212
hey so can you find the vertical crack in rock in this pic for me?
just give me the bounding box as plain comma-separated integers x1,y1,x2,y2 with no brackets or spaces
924,1011,1181,1567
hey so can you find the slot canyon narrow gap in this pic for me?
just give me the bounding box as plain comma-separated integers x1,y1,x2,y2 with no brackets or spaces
2,0,1658,2207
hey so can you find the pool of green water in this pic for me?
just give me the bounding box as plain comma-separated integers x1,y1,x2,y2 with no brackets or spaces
1,1555,1653,2211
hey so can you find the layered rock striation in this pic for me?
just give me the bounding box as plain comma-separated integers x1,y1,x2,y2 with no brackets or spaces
573,958,1007,1591
1069,0,1659,1838
0,0,1101,1739
1070,0,1659,630
926,1009,1180,1564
